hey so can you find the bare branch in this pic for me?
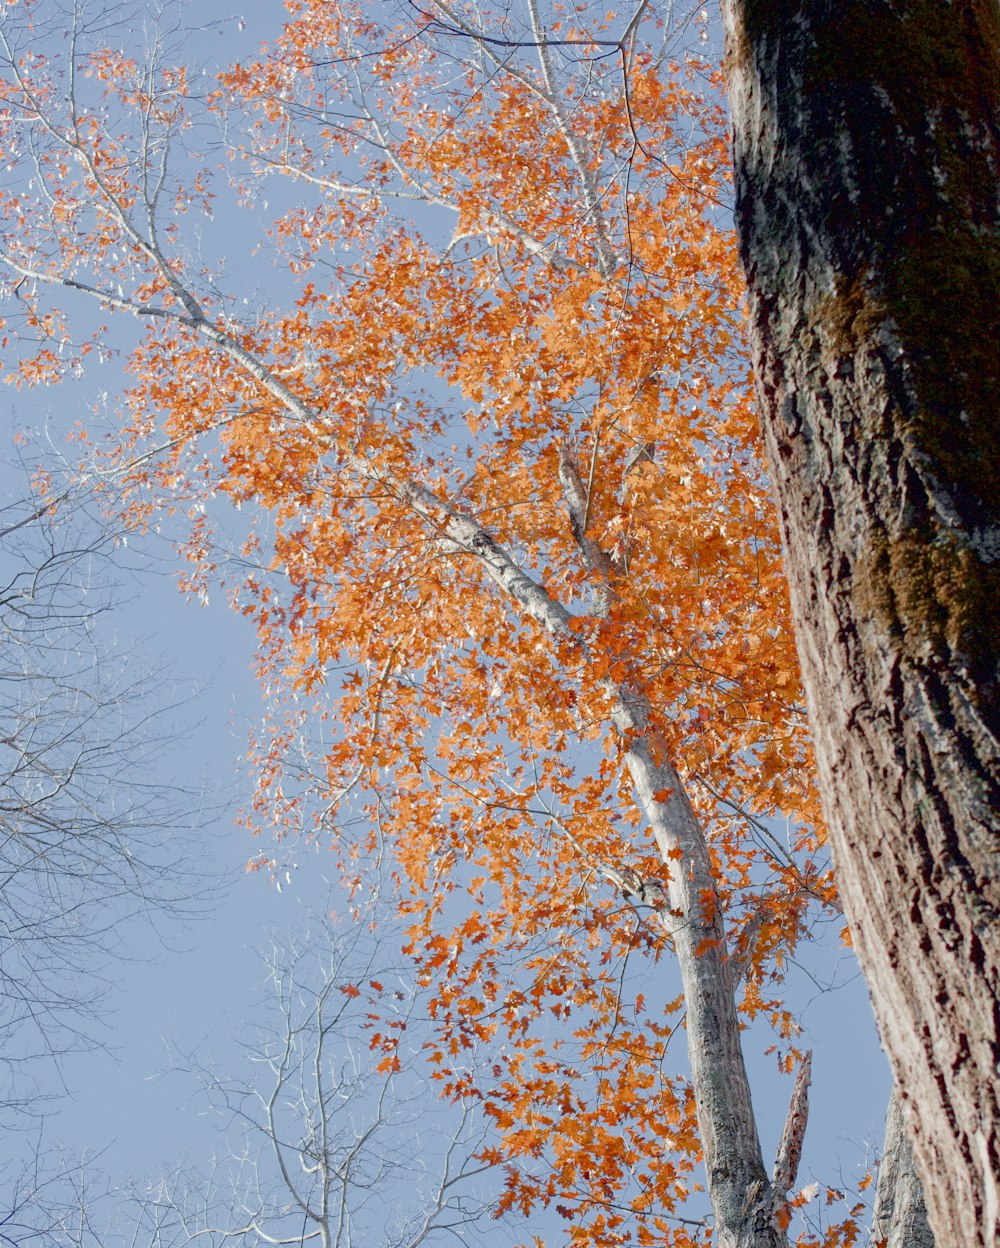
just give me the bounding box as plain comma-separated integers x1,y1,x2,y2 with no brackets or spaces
771,1051,813,1221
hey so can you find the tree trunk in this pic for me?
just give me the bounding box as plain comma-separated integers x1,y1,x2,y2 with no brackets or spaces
718,3,1000,1245
872,1090,935,1248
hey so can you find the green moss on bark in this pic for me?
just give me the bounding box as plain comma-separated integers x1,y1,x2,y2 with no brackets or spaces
889,231,1000,510
855,529,1000,673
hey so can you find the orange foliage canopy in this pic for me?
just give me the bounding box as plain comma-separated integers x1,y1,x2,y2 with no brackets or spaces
0,1,851,1242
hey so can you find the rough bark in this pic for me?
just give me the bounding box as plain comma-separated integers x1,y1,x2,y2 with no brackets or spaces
719,3,1000,1245
872,1090,935,1248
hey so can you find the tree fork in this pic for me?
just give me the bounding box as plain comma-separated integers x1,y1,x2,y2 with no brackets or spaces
719,2,1000,1244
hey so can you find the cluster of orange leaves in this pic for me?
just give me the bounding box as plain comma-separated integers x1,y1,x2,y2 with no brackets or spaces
0,0,867,1242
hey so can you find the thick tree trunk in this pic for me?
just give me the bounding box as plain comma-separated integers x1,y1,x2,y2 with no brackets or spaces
718,3,1000,1245
872,1090,935,1248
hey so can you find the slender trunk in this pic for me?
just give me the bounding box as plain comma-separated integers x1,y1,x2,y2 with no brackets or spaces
872,1091,934,1248
719,3,1000,1244
612,689,783,1248
95,269,789,1243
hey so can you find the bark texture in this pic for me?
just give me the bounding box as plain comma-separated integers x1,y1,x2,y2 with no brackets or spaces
719,3,1000,1245
872,1091,935,1248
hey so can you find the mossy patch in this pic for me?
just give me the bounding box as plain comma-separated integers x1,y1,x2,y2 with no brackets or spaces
822,0,999,510
889,227,1000,512
855,528,1000,677
808,277,885,359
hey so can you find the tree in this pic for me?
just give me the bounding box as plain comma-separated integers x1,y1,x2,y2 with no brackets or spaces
0,463,220,1242
0,909,516,1248
0,468,210,1112
112,912,517,1248
0,1143,111,1248
718,4,999,1244
870,1094,934,1248
0,2,928,1244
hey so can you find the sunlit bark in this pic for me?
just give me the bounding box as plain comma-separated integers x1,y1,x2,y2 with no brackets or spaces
721,3,1000,1243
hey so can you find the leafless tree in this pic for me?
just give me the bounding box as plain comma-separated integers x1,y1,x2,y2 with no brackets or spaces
101,911,518,1248
0,1142,112,1248
0,464,214,1113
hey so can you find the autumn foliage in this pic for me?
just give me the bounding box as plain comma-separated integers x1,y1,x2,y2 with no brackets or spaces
0,1,866,1243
